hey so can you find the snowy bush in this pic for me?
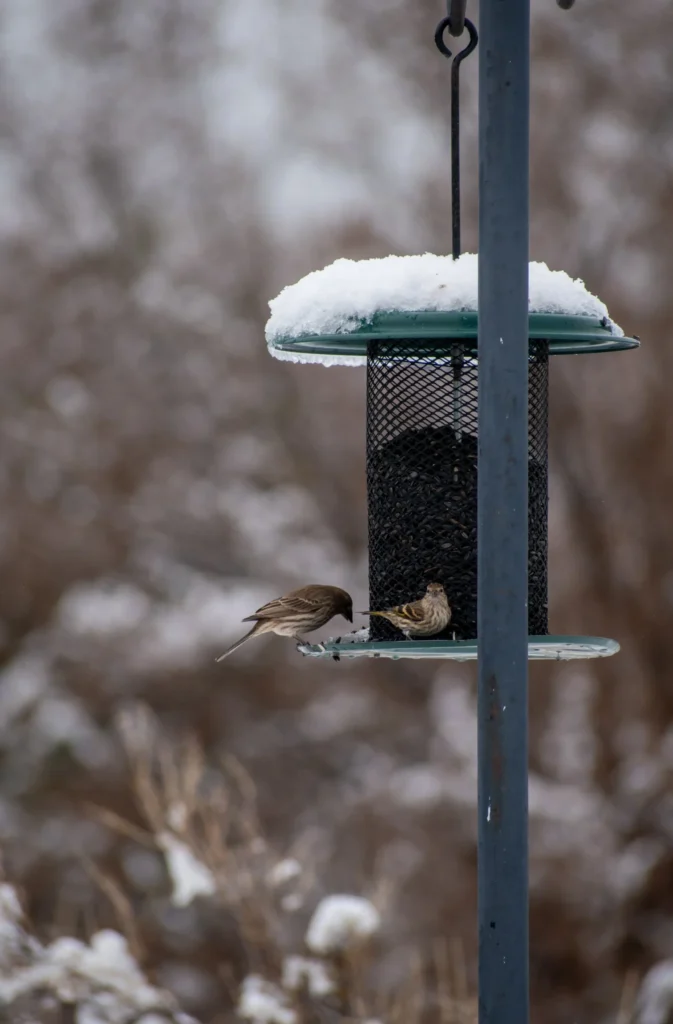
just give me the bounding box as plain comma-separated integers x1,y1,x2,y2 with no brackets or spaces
305,896,381,955
0,896,195,1024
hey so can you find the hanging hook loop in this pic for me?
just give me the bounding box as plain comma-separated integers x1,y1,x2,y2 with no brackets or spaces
435,15,478,60
434,16,478,258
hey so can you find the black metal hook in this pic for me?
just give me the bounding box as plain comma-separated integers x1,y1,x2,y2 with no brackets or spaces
447,0,467,37
434,17,478,259
434,15,478,62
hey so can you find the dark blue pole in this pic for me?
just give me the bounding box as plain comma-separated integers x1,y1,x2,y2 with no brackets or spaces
477,0,530,1022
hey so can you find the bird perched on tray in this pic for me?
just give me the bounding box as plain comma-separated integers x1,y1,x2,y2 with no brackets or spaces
216,584,353,661
361,582,451,639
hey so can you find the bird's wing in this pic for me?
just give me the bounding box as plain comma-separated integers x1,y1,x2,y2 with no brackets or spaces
390,600,426,623
363,599,425,622
243,592,319,622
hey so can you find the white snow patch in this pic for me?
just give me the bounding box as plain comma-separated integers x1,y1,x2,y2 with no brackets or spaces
301,689,375,742
281,893,304,913
539,666,596,785
58,581,151,637
157,832,217,907
266,346,367,368
267,858,302,888
388,764,446,810
282,956,334,997
612,838,665,899
238,975,297,1024
137,1016,189,1024
32,696,115,770
305,895,380,954
527,774,604,825
166,802,189,833
0,884,26,959
131,578,271,672
215,482,350,584
0,928,174,1014
266,254,623,365
432,682,478,765
0,885,22,927
47,931,154,998
328,627,371,644
0,655,50,729
637,961,673,1024
297,626,371,652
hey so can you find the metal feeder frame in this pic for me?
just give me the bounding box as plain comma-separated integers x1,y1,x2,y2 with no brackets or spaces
270,312,638,662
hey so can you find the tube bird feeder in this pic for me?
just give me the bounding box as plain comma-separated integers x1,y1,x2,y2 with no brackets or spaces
266,253,639,662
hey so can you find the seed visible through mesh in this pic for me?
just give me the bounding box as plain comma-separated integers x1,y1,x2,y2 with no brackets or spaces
366,339,548,642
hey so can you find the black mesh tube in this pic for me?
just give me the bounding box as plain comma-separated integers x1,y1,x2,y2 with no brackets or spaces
366,339,548,641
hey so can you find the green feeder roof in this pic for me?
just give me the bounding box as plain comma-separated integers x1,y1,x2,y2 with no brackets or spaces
268,310,640,361
266,255,640,364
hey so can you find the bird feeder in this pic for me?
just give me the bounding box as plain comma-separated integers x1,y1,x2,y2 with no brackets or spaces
266,253,639,661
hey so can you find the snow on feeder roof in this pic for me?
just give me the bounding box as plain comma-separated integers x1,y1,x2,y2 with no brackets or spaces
266,253,638,365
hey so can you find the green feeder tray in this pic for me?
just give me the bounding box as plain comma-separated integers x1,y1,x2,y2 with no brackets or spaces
298,636,620,662
268,310,640,359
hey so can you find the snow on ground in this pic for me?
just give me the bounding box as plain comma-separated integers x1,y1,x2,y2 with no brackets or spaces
266,253,624,364
305,895,380,954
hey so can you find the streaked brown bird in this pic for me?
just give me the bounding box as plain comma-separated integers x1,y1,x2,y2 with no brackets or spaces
216,584,353,661
361,582,451,639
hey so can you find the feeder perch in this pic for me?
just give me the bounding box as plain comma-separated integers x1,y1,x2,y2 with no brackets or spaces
266,254,639,661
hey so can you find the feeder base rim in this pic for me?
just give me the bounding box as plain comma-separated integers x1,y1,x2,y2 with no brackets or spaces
297,635,620,662
269,312,640,360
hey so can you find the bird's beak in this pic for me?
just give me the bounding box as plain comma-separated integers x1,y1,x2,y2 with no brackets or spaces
346,609,353,622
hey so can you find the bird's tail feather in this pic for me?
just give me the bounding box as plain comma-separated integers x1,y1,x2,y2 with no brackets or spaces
216,624,259,662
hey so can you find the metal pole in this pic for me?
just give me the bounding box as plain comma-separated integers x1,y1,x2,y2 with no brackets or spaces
477,0,530,1022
